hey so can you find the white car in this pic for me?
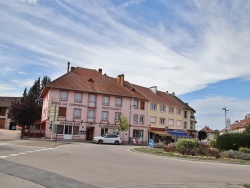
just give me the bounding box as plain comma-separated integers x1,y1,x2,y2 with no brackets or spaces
93,134,121,145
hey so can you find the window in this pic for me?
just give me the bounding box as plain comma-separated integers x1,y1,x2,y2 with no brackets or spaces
73,108,81,119
114,112,121,122
102,111,109,121
58,107,66,118
102,96,110,106
184,111,187,118
150,103,157,111
184,122,187,129
133,130,143,138
88,94,96,107
190,123,193,129
57,125,64,134
74,93,82,103
177,120,181,127
88,110,95,122
160,105,166,112
60,91,68,101
73,126,79,135
115,97,122,107
113,129,119,135
134,100,139,109
150,116,156,124
133,114,138,124
101,128,108,135
169,107,174,114
160,118,165,125
140,115,144,124
177,108,181,115
168,119,174,126
0,107,6,116
140,101,145,110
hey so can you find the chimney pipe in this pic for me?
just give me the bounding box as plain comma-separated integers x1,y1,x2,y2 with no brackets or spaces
120,74,124,86
98,68,102,74
67,62,70,73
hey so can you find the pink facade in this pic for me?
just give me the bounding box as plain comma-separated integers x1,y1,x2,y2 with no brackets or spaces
42,88,148,143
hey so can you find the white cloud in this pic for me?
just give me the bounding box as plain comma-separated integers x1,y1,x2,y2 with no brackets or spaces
20,0,37,5
0,0,250,97
17,71,27,75
190,95,250,131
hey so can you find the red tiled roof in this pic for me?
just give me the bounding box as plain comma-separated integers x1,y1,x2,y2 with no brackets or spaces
200,126,214,133
41,67,147,100
131,84,184,107
0,97,21,107
229,118,250,130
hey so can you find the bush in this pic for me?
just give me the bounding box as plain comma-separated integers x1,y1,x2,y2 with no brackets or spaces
239,147,250,153
153,142,165,148
176,139,197,155
216,133,250,151
163,143,176,152
220,150,250,160
209,139,216,148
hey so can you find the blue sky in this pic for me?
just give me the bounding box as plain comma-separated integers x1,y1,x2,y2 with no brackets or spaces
1,0,250,131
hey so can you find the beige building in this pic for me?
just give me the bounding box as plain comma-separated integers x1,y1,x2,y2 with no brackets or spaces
131,85,197,142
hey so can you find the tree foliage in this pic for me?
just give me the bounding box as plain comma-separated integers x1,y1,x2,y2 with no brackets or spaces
8,76,51,138
198,130,207,141
214,129,220,139
117,115,129,132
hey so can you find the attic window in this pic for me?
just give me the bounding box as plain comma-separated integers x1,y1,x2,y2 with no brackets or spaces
131,88,135,92
88,78,94,82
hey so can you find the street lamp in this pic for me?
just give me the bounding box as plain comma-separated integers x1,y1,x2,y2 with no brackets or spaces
222,107,229,128
128,104,136,143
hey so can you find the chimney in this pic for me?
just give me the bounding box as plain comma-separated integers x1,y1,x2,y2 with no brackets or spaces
172,92,175,96
120,74,124,86
150,86,157,94
166,91,168,93
67,62,70,73
71,67,75,71
98,68,102,74
117,75,121,84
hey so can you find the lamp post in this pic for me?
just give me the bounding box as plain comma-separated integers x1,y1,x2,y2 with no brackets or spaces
222,107,229,128
128,104,136,143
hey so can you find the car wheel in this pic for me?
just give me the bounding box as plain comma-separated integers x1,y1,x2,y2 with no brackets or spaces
98,140,103,144
114,140,119,145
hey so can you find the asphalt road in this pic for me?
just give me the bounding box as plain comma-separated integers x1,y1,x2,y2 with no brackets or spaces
0,141,250,188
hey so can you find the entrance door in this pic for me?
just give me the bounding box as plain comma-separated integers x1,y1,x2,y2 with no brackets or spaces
64,125,72,139
0,118,5,129
86,127,94,140
139,130,143,142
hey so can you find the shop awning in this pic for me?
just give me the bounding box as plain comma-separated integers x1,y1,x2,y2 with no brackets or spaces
167,131,188,138
150,130,171,136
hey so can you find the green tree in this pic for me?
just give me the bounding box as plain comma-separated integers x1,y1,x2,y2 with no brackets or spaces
198,131,207,142
41,76,51,92
117,115,129,143
214,129,220,139
243,125,250,134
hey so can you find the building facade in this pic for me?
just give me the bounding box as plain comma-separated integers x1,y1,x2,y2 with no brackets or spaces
40,66,148,143
0,97,21,129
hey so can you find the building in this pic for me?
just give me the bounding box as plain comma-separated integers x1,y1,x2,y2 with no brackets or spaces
221,114,250,134
39,64,196,143
128,85,197,142
0,97,21,129
40,66,148,142
199,126,214,140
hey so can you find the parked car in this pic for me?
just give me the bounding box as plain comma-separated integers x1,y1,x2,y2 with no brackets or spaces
93,134,121,145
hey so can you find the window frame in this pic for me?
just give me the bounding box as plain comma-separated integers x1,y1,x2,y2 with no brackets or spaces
73,108,81,119
134,100,139,109
150,116,156,124
169,107,174,114
114,112,121,122
58,107,66,118
160,118,165,125
140,115,144,124
133,114,138,124
60,91,68,101
88,94,96,107
150,103,157,111
102,96,110,106
115,97,122,107
140,101,145,110
160,105,166,112
168,119,174,126
101,111,109,121
74,92,82,103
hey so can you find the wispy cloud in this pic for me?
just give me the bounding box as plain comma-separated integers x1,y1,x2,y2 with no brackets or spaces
0,0,250,98
190,95,250,130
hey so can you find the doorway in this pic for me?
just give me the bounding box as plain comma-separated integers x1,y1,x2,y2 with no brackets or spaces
86,127,94,140
64,125,72,139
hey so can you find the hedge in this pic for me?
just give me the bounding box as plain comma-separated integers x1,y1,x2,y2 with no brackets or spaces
216,133,250,151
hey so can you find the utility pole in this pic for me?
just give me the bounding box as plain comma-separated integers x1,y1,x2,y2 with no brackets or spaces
222,107,229,128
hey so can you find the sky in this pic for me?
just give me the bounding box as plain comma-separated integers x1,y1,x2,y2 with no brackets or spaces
1,0,250,131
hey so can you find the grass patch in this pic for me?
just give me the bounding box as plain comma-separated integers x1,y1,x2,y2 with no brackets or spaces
244,184,250,188
133,147,250,165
